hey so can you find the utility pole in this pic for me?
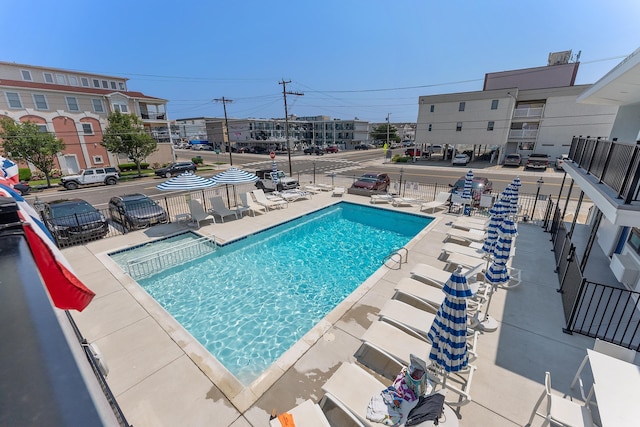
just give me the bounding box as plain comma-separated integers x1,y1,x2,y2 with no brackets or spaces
279,80,303,176
214,97,233,166
386,113,391,148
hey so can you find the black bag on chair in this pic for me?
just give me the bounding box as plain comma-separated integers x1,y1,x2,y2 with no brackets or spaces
405,393,445,426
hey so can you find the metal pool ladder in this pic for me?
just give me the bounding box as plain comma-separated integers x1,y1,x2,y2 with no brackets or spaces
383,247,408,270
126,234,217,280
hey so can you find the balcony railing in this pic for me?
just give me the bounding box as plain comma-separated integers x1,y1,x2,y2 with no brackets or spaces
513,107,543,118
569,136,640,204
508,129,539,139
140,113,167,120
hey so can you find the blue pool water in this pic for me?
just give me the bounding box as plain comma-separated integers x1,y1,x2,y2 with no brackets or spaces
110,202,432,384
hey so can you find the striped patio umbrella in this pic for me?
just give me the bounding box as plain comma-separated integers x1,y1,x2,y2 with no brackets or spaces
427,267,474,373
481,194,510,256
156,172,216,191
509,177,522,219
271,159,279,187
461,169,474,205
479,216,518,331
209,167,259,206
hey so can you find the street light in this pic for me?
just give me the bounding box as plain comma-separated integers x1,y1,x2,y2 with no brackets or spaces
531,177,544,222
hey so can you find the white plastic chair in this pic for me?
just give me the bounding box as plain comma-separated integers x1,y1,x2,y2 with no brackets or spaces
240,192,266,216
570,338,636,401
526,371,594,427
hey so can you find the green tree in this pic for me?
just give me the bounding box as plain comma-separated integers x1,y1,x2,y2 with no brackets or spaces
102,111,157,177
370,124,400,144
0,117,65,188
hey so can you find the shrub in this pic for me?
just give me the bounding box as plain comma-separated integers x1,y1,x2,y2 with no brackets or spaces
192,157,204,165
18,168,32,181
117,162,150,171
392,155,409,163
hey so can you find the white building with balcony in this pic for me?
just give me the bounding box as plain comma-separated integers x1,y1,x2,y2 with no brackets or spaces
415,56,618,163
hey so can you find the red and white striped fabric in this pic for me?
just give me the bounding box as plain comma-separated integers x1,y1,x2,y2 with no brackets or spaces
1,156,95,311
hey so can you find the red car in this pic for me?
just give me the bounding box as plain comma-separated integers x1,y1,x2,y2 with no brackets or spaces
351,173,390,191
326,145,339,153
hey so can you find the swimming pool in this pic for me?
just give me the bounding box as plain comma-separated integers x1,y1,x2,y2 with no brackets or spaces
110,202,432,384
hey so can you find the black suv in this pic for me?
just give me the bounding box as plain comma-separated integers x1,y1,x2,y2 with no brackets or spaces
43,199,109,247
154,162,197,178
108,193,168,231
303,146,326,155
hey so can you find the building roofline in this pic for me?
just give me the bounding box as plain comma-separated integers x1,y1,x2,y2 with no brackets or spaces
0,61,129,81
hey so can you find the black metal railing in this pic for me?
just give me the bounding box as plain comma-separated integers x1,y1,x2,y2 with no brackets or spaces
569,136,640,203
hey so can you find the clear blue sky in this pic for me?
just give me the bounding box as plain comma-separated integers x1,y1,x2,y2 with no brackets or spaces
2,0,639,123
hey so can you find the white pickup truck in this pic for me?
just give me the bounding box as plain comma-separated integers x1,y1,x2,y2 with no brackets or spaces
555,154,569,170
254,169,299,192
60,167,120,190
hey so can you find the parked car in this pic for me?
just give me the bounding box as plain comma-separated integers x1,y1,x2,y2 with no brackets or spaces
43,199,109,246
405,148,422,157
325,145,339,153
555,154,569,170
401,141,414,147
449,176,493,203
154,162,198,178
354,143,370,150
351,173,391,191
525,153,550,170
14,181,31,195
452,153,470,166
108,193,169,231
303,146,326,155
252,146,269,154
503,153,522,167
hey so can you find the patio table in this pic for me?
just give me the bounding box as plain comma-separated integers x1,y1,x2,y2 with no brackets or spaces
587,348,640,426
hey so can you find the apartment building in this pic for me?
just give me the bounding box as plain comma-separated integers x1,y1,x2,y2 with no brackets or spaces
0,61,173,173
415,54,618,163
175,115,370,152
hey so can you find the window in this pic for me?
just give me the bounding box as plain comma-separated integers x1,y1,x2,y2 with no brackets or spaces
82,123,93,134
487,121,495,131
55,74,66,85
33,94,48,110
430,105,435,113
81,77,90,87
459,102,465,112
491,99,499,110
21,70,32,81
68,76,78,86
6,92,22,108
119,82,125,90
93,79,100,88
92,155,104,164
428,124,432,132
628,228,640,256
113,103,128,113
101,80,108,89
43,72,54,83
92,98,104,113
110,81,117,90
66,96,79,111
456,122,463,131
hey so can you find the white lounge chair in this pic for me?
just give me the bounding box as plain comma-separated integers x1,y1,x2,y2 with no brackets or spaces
444,252,492,270
395,276,485,312
279,189,312,202
391,197,420,207
269,399,331,427
441,242,487,259
332,187,345,197
369,194,393,204
304,184,323,193
188,199,215,228
452,217,490,231
239,192,266,216
410,262,484,288
208,196,239,223
420,192,451,213
252,189,286,210
357,320,432,369
444,228,486,244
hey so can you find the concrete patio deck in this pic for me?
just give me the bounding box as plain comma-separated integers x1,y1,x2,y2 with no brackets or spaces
64,190,635,427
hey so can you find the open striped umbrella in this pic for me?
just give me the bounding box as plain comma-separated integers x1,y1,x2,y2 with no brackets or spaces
428,267,474,373
156,172,216,191
209,167,258,206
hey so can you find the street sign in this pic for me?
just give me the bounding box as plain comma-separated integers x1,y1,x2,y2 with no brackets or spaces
270,151,275,159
